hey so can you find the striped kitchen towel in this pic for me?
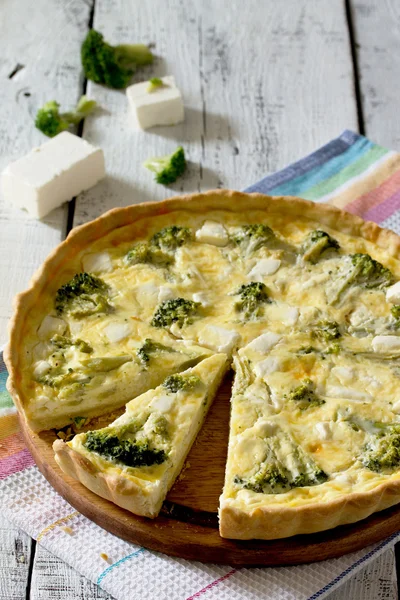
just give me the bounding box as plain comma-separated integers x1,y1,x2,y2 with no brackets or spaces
1,129,400,600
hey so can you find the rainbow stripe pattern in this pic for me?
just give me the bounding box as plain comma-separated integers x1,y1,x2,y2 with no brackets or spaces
1,129,400,600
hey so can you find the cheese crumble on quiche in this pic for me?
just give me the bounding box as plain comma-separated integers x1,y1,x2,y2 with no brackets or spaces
6,190,400,538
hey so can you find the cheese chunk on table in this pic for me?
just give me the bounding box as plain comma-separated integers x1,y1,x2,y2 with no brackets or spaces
1,132,105,219
126,75,184,129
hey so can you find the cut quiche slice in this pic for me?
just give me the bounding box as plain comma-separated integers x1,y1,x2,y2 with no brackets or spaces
25,316,213,431
219,332,400,539
53,353,228,517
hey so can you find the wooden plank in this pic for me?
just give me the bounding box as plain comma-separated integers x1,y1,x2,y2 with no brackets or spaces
0,513,33,600
0,0,92,343
30,545,111,600
350,0,400,148
73,0,358,226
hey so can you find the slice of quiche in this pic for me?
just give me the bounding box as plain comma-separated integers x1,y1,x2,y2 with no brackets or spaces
26,316,213,431
54,353,228,517
219,331,400,539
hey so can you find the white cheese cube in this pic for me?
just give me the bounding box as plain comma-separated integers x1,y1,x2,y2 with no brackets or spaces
158,286,175,303
254,357,282,378
244,332,282,354
126,75,184,129
386,281,400,304
82,252,112,273
198,325,240,354
372,335,400,353
248,258,281,279
103,322,131,343
195,221,229,247
37,315,67,339
192,292,211,307
314,421,333,441
1,132,105,219
151,394,175,413
33,360,51,378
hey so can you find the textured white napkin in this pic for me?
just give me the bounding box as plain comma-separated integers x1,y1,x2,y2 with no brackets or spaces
1,466,399,600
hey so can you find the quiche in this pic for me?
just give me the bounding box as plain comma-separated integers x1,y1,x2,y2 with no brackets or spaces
54,354,228,517
6,190,400,539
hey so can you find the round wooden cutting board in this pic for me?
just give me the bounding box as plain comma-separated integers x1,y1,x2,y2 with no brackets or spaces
21,373,400,566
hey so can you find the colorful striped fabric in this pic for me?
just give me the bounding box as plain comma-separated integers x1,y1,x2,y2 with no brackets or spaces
2,129,400,600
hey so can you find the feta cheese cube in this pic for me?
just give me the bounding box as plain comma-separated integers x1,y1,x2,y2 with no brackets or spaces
195,221,229,246
244,332,282,354
192,291,211,307
82,252,112,273
372,335,400,353
37,315,67,339
103,322,131,343
314,421,333,441
158,286,175,303
254,357,282,378
198,325,240,354
126,75,184,129
248,258,281,279
1,132,105,219
386,281,400,304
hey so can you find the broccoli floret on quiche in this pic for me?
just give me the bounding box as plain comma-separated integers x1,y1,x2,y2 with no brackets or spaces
150,226,192,252
288,379,325,410
84,430,166,468
55,273,112,318
232,224,276,254
312,320,341,342
136,339,175,365
151,298,200,329
162,373,201,393
302,230,340,263
330,253,393,304
233,282,270,320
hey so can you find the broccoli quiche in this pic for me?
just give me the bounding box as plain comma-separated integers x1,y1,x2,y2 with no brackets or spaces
6,190,400,538
54,354,228,517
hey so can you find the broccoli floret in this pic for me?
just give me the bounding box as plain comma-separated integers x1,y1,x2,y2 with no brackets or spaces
147,77,164,92
81,29,153,89
84,430,166,467
73,416,87,429
234,432,327,494
391,305,400,320
302,230,340,263
330,253,393,305
150,225,191,252
50,334,93,354
151,297,200,329
162,373,201,393
232,224,276,254
143,147,187,185
124,241,172,267
35,96,97,137
55,273,112,318
136,338,175,365
312,320,341,342
361,424,400,472
233,282,270,319
288,379,325,410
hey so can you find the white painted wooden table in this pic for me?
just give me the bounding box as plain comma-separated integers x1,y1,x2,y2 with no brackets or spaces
0,0,399,598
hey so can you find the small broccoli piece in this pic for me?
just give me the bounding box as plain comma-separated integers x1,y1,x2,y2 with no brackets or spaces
124,241,172,267
81,29,153,89
136,338,175,365
232,224,276,254
312,320,341,342
35,96,97,137
325,342,341,355
361,424,400,472
288,379,325,410
55,273,111,318
330,253,393,305
233,282,270,319
73,416,87,429
391,305,400,320
143,146,187,185
234,432,327,494
150,225,191,252
302,230,340,263
147,77,164,92
50,334,93,354
151,297,200,328
79,355,132,373
350,253,393,289
84,430,166,467
162,373,201,393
